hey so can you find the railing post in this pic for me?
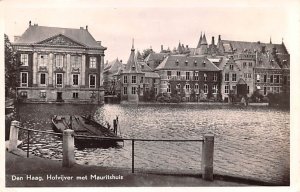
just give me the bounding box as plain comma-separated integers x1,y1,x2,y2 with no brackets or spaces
8,120,20,152
62,129,75,168
132,139,134,173
201,134,214,181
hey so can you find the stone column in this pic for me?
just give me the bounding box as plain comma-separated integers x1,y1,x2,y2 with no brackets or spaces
53,54,56,86
33,52,38,85
201,134,214,181
63,54,67,87
48,53,53,86
66,54,71,86
81,55,86,86
8,121,20,152
62,129,75,167
100,54,104,87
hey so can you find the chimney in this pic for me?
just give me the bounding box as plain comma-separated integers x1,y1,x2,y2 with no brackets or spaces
212,36,215,45
186,45,189,49
97,41,101,46
14,36,21,42
29,21,31,26
120,60,122,63
86,25,88,31
161,45,163,52
218,35,221,43
261,45,266,53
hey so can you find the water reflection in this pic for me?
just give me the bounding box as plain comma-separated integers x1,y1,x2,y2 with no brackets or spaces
17,103,289,184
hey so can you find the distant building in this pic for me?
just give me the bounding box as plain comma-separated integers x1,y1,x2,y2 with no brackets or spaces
103,58,124,95
13,22,106,104
155,55,221,102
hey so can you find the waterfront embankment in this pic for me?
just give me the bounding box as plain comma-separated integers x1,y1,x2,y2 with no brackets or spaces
6,149,251,187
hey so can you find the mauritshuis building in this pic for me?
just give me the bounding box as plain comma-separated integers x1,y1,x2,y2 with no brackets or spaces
13,22,106,104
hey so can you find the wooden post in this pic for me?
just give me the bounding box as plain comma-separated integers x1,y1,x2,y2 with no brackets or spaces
8,120,20,152
132,139,135,173
113,119,117,134
201,134,214,181
62,129,75,167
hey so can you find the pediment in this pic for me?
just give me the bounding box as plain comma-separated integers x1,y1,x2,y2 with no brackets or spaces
37,34,85,47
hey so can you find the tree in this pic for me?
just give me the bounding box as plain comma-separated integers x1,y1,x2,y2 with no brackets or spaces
141,48,154,60
5,34,20,98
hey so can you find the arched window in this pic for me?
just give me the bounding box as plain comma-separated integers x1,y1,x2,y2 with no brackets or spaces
204,73,207,81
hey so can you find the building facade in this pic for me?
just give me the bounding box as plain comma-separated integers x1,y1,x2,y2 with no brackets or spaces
155,55,221,102
13,22,106,104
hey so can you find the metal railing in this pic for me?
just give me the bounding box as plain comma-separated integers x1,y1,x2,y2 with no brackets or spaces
9,121,214,180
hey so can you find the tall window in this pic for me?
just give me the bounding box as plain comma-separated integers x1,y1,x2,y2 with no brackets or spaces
264,87,267,95
56,73,63,87
275,75,280,83
185,84,190,92
71,55,81,68
194,71,199,80
123,76,128,83
270,75,274,83
264,75,267,83
213,84,218,94
20,72,28,87
154,87,158,95
140,76,144,83
229,64,234,70
40,73,46,85
249,62,253,67
89,57,97,68
89,74,96,88
73,74,79,86
247,86,250,94
243,62,247,68
225,73,229,82
204,73,207,81
167,84,171,93
194,84,199,93
132,87,136,94
186,72,190,80
132,76,137,84
55,55,64,68
39,55,48,67
167,71,171,79
177,71,181,79
123,87,127,95
213,73,217,81
204,84,208,94
232,73,237,82
21,54,28,66
225,85,229,94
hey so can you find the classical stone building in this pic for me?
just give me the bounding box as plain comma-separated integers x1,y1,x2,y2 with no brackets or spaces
13,22,106,104
155,55,221,101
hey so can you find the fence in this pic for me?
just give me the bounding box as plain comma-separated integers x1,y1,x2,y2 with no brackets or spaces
7,120,214,181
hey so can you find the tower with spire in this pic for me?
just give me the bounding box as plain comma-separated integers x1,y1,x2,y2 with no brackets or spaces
198,33,208,55
118,39,144,103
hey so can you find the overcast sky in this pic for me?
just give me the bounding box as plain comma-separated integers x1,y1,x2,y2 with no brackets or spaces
2,0,299,62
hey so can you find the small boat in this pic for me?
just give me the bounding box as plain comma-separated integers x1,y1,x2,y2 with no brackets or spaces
51,115,123,149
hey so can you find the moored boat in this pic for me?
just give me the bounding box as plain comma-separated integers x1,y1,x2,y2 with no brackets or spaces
51,115,123,149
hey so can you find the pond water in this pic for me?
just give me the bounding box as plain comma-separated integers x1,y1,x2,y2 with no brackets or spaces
17,103,290,185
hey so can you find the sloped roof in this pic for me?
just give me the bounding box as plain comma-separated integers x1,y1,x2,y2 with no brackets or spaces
104,58,124,73
122,47,143,74
155,55,220,71
14,25,106,49
237,78,247,84
144,53,169,63
139,62,153,72
255,53,281,69
196,32,202,48
220,40,288,54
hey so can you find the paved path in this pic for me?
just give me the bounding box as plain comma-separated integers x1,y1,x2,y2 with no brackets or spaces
5,150,248,187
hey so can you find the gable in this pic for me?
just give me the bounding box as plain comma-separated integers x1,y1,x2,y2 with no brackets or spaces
37,34,85,47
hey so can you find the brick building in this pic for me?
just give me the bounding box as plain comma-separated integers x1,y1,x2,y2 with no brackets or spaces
155,55,221,101
13,22,106,104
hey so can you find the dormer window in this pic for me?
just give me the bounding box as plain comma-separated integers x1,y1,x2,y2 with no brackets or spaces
194,60,197,66
185,60,188,65
176,59,179,65
203,61,206,67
